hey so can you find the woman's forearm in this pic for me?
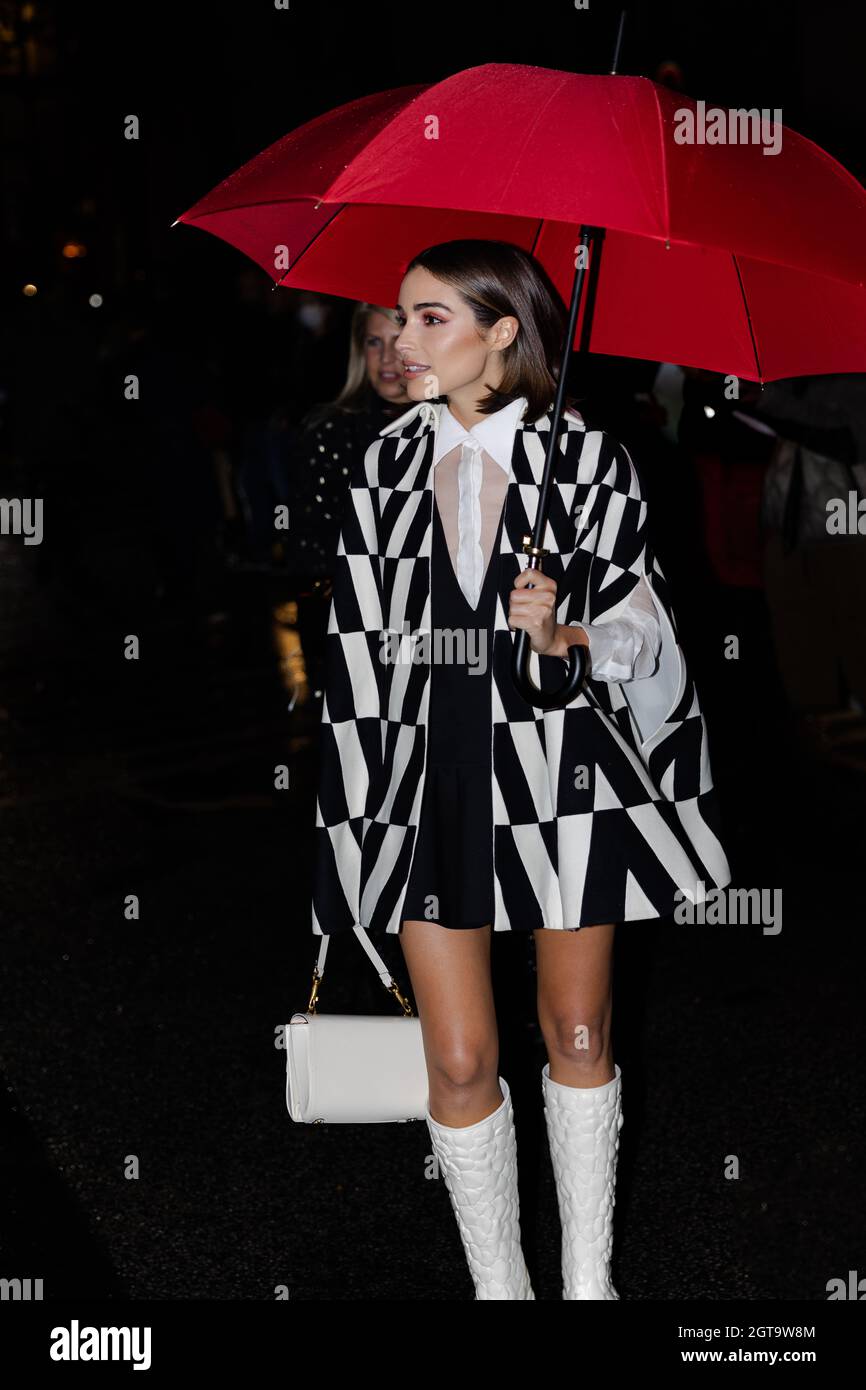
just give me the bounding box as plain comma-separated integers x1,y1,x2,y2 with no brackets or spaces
542,623,591,661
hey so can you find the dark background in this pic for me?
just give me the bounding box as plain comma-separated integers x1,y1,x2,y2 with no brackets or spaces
0,0,864,1308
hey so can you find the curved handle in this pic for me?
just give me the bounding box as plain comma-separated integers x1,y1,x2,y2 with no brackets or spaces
509,553,588,710
510,626,588,709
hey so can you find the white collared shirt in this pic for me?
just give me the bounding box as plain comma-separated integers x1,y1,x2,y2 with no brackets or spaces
433,395,523,609
431,395,662,682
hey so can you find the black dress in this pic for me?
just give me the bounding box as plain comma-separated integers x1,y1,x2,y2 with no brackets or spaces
400,492,506,930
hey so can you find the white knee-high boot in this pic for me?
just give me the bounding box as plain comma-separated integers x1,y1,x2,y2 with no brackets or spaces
425,1076,535,1300
541,1062,623,1300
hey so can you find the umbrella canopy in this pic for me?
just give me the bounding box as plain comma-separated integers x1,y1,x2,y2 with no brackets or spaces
174,63,866,382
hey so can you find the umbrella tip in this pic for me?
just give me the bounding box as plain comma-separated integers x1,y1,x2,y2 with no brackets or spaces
170,218,181,228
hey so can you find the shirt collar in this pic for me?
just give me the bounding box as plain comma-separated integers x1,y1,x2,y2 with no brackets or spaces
432,395,528,473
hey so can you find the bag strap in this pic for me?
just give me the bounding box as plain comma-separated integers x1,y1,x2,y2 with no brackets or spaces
307,926,414,1017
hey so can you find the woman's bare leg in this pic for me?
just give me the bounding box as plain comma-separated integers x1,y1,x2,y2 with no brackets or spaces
399,918,501,1125
534,924,617,1086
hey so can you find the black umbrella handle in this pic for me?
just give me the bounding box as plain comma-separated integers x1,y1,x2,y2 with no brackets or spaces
510,548,588,709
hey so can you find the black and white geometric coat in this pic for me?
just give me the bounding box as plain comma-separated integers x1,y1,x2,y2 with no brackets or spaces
312,397,732,935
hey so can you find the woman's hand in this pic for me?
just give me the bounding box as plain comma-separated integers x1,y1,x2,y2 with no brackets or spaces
508,567,558,654
508,568,591,660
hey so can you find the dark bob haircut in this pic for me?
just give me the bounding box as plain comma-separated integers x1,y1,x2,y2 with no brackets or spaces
403,239,582,423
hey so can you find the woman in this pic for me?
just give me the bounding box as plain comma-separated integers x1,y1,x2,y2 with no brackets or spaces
284,301,410,694
311,240,732,1300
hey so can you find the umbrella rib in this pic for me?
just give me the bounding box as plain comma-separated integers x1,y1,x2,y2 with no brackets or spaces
731,252,763,382
651,80,671,244
272,201,347,287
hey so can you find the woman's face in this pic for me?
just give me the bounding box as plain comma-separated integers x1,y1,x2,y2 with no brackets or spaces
393,267,517,409
363,310,411,405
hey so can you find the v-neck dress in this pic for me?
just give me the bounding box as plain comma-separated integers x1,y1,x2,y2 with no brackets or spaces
399,493,506,930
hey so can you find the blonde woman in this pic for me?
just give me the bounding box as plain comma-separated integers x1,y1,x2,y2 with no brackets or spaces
288,301,409,692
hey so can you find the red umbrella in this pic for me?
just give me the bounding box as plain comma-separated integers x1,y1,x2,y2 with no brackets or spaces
174,64,866,382
173,62,866,706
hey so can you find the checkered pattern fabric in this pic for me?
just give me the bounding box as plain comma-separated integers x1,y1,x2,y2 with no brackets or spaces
312,399,732,934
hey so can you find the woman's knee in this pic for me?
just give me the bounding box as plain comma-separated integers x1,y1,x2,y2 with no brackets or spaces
538,1007,613,1067
426,1041,499,1095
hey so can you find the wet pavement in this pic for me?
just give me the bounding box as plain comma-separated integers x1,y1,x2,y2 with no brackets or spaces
1,487,865,1302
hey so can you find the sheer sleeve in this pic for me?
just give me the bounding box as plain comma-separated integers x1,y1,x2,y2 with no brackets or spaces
574,571,662,682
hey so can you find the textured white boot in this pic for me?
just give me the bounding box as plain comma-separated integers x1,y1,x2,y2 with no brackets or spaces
426,1076,535,1300
541,1062,624,1300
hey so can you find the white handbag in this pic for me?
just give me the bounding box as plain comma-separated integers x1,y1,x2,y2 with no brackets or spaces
285,926,430,1124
